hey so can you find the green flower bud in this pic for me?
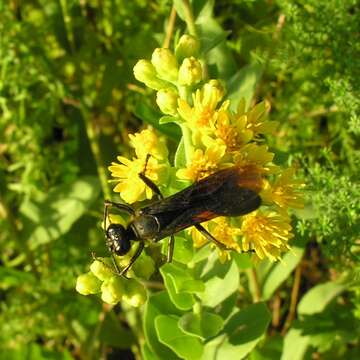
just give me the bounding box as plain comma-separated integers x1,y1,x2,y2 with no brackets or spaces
90,258,114,281
101,276,125,305
76,272,102,295
178,57,203,86
156,88,178,115
123,280,147,307
133,59,167,90
175,35,200,62
151,48,178,82
131,253,156,280
203,79,225,101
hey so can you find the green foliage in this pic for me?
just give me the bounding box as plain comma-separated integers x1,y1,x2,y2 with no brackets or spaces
1,0,359,359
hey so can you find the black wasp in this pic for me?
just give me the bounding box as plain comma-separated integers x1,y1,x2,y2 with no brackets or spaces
103,156,262,276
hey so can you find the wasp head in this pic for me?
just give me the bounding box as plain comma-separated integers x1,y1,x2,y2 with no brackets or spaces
106,223,131,256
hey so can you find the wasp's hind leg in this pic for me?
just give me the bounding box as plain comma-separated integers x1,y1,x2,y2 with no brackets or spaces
167,235,175,262
194,224,232,251
138,154,164,200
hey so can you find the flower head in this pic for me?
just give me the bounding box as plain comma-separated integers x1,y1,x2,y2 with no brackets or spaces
129,128,168,161
151,48,178,82
213,110,253,152
234,143,277,174
178,57,203,86
189,217,241,262
235,99,278,137
240,211,293,261
175,34,200,61
176,142,227,181
178,80,227,129
109,156,167,203
261,168,305,211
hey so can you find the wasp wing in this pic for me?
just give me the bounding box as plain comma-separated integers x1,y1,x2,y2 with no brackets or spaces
140,166,262,241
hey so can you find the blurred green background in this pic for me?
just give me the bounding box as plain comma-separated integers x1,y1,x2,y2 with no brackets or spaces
0,0,359,359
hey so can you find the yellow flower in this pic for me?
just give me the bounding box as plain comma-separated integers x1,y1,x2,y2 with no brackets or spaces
236,99,278,137
189,218,241,262
240,211,293,261
261,168,305,211
109,156,167,203
213,110,253,151
234,143,278,174
129,128,168,161
178,80,227,129
176,142,226,181
188,221,210,248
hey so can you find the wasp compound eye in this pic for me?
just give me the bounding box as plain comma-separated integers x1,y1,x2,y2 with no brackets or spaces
106,224,131,256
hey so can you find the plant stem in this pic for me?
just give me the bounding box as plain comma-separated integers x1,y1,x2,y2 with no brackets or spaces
163,5,177,48
182,0,197,37
249,268,261,302
282,264,302,334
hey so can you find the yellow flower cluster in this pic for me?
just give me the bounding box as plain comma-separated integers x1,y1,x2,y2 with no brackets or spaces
109,35,304,263
108,129,169,203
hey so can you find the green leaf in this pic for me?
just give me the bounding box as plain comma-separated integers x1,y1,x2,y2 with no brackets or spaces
233,253,253,270
173,236,194,264
297,280,348,315
143,292,182,360
281,327,310,360
134,101,181,141
261,247,304,301
199,260,239,307
162,263,205,293
20,176,100,249
226,62,263,111
249,333,283,360
156,315,204,360
142,343,161,360
179,311,224,340
203,303,271,359
196,17,236,79
160,282,192,311
160,263,200,310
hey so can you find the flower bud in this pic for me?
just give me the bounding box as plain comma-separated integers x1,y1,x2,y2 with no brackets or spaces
151,48,178,82
175,35,200,62
156,88,178,115
131,253,156,280
123,280,147,307
204,79,225,100
90,258,114,281
101,276,125,305
76,272,102,295
133,59,167,90
178,57,203,86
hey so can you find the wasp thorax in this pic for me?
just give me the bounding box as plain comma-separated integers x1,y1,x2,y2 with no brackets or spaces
106,224,131,256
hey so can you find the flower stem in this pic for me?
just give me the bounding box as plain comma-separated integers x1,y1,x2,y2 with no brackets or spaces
180,124,193,165
182,0,197,37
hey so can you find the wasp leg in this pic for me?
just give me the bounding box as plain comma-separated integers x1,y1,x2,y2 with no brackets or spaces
104,200,135,216
138,154,164,200
120,241,145,276
167,235,175,262
194,224,232,251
